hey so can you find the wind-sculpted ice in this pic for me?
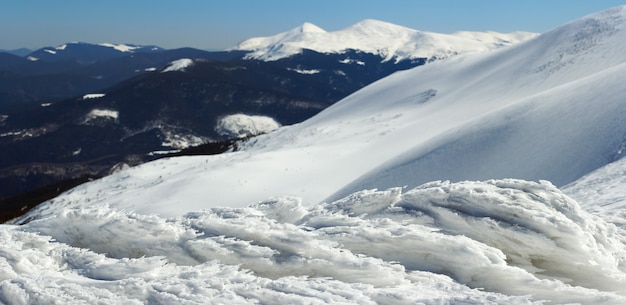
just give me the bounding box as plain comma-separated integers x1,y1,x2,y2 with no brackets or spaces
3,179,626,304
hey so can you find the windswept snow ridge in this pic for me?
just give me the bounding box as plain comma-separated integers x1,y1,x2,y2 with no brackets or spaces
8,180,626,304
232,19,537,61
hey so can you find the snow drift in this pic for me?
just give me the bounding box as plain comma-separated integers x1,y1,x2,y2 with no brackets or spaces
7,180,626,304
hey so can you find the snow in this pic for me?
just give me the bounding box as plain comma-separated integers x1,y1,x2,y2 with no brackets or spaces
26,56,38,61
83,109,119,122
42,42,148,54
162,58,194,72
0,131,19,138
147,150,181,156
452,30,538,45
563,156,626,237
99,42,139,52
37,5,626,212
231,19,537,61
4,5,626,304
565,157,626,212
160,131,207,149
82,93,105,100
5,179,626,304
288,68,321,74
339,58,365,65
216,114,281,138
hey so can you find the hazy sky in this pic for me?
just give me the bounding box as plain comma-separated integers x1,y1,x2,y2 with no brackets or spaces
1,0,624,50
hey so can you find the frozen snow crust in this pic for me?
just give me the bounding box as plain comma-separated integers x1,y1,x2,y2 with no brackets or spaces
6,179,626,304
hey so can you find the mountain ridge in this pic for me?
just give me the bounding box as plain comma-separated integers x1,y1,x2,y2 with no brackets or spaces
25,42,164,67
231,19,538,61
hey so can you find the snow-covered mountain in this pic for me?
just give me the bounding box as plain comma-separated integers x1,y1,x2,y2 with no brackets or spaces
0,44,427,202
231,19,537,61
31,5,626,213
4,5,626,304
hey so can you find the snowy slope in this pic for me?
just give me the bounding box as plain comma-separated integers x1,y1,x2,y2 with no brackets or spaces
24,5,626,213
564,156,626,234
327,6,626,200
5,6,626,304
565,156,626,212
232,19,537,61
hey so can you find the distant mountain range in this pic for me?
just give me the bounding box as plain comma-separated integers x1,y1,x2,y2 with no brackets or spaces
27,42,164,62
0,42,247,112
231,19,536,61
0,20,535,212
0,48,31,56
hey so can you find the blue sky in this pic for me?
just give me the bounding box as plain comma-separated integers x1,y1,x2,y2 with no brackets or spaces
1,0,624,50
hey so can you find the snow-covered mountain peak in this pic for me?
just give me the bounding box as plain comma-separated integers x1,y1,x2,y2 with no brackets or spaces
233,22,327,53
231,19,537,61
589,4,626,22
550,4,625,41
344,18,417,35
298,22,327,34
513,4,626,81
537,4,625,51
